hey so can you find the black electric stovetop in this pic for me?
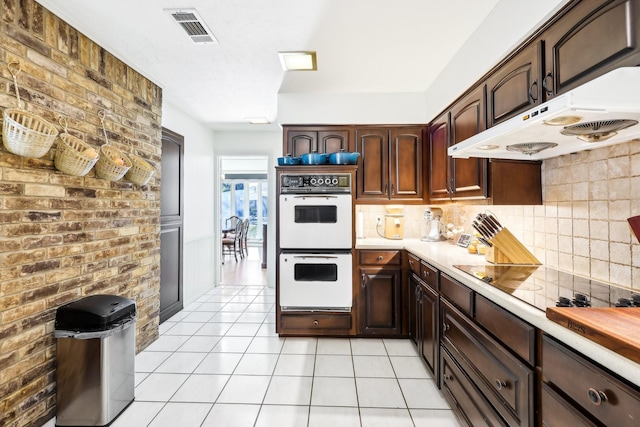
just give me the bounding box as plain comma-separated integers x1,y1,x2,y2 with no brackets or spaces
453,264,639,311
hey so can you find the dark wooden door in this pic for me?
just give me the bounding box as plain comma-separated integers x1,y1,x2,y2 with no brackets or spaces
285,130,316,156
389,126,424,200
450,86,488,200
428,113,450,201
420,281,438,376
318,130,350,153
160,128,184,323
358,267,402,335
486,42,542,127
543,0,640,97
356,128,389,199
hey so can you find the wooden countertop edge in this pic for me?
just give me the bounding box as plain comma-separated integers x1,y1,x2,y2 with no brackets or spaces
546,307,640,365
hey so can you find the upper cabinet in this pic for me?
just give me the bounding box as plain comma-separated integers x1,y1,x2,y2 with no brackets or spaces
486,42,542,127
429,85,542,204
356,125,426,203
429,86,490,201
542,0,640,98
283,126,353,156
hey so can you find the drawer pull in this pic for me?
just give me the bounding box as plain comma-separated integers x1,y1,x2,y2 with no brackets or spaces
422,270,430,277
377,255,384,261
443,374,452,382
587,388,608,406
442,322,450,332
313,320,319,326
495,379,508,391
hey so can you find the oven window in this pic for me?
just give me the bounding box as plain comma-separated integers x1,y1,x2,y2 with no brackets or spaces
294,263,338,281
294,206,337,223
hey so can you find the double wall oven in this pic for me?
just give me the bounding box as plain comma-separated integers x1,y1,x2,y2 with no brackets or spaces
278,170,354,312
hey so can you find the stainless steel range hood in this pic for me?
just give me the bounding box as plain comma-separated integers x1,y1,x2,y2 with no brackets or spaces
448,67,640,161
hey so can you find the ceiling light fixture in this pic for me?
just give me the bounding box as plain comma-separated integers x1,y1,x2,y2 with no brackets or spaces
277,51,317,71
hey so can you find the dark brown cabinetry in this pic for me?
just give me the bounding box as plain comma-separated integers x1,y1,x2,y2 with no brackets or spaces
357,250,404,336
356,126,425,203
542,334,640,427
428,89,541,204
283,126,352,156
439,274,535,427
486,42,542,127
542,0,640,98
408,254,439,377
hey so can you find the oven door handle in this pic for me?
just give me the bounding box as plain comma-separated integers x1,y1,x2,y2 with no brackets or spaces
292,255,341,260
291,195,341,199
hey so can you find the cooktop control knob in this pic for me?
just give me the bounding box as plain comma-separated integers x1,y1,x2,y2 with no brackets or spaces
556,297,573,307
572,293,591,307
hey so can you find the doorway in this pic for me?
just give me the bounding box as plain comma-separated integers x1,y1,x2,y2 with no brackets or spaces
219,156,269,286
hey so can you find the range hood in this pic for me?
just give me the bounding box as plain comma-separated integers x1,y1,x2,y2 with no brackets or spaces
448,67,640,161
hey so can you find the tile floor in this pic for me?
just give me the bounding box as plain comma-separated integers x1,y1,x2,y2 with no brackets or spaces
53,285,462,427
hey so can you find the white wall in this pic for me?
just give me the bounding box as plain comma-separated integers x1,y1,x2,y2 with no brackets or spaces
423,0,572,121
213,130,282,287
162,101,217,305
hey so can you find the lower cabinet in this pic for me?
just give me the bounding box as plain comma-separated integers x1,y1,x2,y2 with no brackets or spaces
408,266,439,378
439,274,535,427
541,334,640,427
358,267,403,336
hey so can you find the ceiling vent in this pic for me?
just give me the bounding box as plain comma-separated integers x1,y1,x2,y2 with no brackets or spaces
165,8,218,44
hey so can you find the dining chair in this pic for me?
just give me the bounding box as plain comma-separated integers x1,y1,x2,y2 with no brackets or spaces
222,220,243,262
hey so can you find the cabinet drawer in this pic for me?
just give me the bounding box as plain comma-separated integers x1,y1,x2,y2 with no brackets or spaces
541,382,597,427
475,294,535,366
280,313,351,330
407,253,420,275
440,274,473,316
441,347,508,427
420,260,438,289
359,250,401,265
542,335,640,427
441,300,534,427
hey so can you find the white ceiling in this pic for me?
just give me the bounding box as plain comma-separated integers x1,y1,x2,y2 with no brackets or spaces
35,0,509,130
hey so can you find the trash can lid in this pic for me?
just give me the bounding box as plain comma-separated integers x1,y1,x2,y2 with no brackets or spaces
55,294,136,332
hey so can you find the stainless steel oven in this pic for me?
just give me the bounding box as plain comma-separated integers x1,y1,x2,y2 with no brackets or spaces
278,173,353,250
279,252,352,311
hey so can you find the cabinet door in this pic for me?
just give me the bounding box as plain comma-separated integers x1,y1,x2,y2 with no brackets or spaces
285,130,316,156
356,128,389,199
450,86,488,200
409,274,420,345
543,0,640,97
318,130,350,154
420,281,438,376
428,112,450,201
358,267,402,335
389,126,424,200
486,42,542,127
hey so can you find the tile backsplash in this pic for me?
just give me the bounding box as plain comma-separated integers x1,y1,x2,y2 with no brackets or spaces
358,139,640,290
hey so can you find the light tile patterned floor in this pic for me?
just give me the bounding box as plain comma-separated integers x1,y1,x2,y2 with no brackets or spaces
67,285,462,426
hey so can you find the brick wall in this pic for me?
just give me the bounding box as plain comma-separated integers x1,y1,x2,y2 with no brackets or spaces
0,1,162,426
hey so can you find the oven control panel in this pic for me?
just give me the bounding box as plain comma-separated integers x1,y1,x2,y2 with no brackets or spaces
280,173,351,193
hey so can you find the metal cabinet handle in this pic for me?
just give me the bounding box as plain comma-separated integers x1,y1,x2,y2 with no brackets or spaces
528,80,538,102
390,184,395,195
495,379,508,391
442,322,450,332
313,320,319,326
361,274,367,288
542,71,553,96
377,255,384,261
422,270,430,278
443,374,452,382
588,388,608,406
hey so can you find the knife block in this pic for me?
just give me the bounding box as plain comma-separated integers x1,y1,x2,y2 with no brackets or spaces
486,227,541,265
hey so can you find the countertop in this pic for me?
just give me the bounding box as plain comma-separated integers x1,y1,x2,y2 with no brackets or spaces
356,237,640,388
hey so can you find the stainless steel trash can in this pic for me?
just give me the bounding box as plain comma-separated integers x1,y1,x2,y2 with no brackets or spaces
55,295,136,427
